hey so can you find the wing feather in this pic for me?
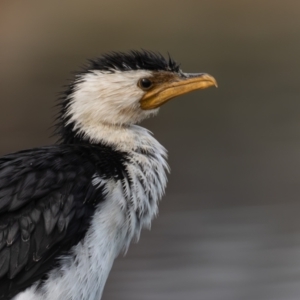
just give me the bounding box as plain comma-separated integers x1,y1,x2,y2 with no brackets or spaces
0,144,126,299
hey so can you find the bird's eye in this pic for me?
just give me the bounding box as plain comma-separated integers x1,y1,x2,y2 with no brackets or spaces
138,78,153,90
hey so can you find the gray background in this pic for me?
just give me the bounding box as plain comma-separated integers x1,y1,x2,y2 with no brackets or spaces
1,1,300,299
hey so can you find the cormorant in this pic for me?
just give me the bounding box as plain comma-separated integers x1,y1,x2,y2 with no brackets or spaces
0,50,217,300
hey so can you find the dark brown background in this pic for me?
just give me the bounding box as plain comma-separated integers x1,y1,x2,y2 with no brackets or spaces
1,1,300,299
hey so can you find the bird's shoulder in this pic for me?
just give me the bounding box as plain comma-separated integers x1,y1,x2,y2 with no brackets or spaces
0,144,127,212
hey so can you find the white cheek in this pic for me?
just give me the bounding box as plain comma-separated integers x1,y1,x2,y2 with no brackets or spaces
66,70,153,126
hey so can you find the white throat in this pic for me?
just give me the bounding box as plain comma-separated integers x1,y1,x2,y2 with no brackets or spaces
71,120,161,153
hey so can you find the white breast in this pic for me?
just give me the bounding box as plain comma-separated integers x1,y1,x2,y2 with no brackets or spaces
14,126,169,300
14,195,127,300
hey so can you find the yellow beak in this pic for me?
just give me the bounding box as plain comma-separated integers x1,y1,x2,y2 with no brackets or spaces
140,73,217,110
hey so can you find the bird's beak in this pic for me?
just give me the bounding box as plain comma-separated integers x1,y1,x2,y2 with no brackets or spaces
140,73,217,110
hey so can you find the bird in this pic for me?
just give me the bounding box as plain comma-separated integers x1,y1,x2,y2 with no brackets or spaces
0,50,217,300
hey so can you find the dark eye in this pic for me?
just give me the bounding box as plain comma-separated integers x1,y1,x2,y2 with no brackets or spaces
138,78,153,90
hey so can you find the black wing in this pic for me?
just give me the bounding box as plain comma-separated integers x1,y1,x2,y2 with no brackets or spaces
0,144,126,299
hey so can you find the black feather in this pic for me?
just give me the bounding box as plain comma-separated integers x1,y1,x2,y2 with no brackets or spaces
0,143,128,299
88,50,180,73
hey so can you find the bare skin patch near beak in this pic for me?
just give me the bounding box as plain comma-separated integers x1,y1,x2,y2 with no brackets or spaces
140,73,217,110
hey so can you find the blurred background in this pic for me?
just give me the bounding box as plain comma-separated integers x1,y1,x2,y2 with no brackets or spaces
1,1,300,299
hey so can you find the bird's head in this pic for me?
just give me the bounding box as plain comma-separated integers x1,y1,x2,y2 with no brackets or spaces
58,50,217,144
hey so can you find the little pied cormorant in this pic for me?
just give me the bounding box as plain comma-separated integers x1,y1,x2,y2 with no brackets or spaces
0,50,217,300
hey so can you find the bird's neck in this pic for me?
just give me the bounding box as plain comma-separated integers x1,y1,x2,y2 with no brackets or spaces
59,120,163,153
61,121,169,241
60,121,170,237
